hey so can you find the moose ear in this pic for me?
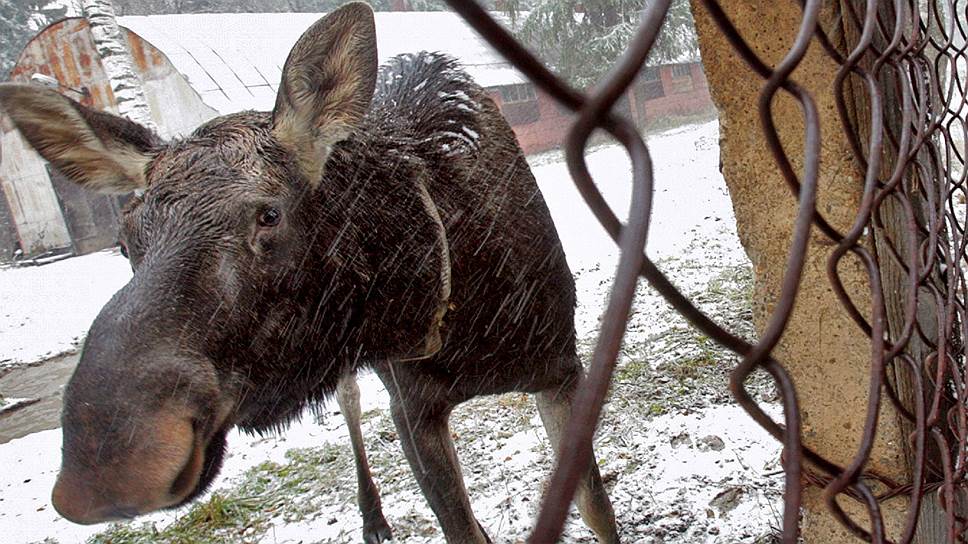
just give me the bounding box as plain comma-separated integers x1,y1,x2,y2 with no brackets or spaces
0,84,160,193
272,2,378,185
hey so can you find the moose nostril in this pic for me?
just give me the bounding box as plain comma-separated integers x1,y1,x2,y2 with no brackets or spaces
107,504,140,520
168,424,204,500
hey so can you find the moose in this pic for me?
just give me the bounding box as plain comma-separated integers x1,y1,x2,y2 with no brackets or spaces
0,3,618,543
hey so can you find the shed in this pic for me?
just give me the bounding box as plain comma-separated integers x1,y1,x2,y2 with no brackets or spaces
1,16,215,261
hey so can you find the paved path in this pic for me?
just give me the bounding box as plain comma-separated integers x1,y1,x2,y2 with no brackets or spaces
0,352,78,444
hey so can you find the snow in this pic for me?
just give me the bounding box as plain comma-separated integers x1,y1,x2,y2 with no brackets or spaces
0,120,783,543
0,396,782,544
85,0,158,130
534,121,740,337
0,250,131,370
0,397,33,412
610,405,784,542
537,122,734,267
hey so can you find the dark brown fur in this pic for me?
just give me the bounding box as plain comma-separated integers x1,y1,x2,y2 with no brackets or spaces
0,4,618,543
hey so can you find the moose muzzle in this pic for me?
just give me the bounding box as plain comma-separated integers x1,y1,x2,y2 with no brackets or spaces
51,296,234,525
51,409,199,524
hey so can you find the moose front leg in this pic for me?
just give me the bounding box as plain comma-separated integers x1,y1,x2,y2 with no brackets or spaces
385,395,491,544
336,372,393,544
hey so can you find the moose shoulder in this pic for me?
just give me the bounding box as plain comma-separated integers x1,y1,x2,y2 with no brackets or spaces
0,3,619,543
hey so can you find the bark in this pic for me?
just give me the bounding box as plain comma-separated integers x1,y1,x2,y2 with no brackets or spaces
862,1,965,540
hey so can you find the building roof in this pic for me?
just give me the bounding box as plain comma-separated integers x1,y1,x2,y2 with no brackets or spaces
117,11,527,115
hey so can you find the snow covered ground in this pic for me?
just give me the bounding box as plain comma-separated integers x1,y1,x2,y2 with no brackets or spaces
0,120,785,543
0,251,131,370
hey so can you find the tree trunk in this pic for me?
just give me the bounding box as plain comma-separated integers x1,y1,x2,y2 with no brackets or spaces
81,0,155,130
849,1,955,541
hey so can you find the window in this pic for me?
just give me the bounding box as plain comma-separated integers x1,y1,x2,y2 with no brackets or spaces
640,67,664,99
671,64,692,78
669,64,695,93
499,83,537,104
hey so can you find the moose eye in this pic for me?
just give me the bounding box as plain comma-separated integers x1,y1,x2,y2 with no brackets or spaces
257,207,281,227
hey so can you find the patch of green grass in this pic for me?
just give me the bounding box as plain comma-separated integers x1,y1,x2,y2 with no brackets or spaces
616,358,651,382
707,266,753,302
608,260,764,418
360,408,382,423
86,523,162,544
665,330,720,380
623,322,725,384
87,444,351,544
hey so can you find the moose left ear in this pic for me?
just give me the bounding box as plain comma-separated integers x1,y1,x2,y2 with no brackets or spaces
272,2,378,185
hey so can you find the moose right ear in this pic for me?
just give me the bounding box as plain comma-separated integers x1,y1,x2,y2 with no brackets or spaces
0,83,160,193
271,2,378,186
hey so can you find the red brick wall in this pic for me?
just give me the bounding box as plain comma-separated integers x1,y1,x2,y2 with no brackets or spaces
490,62,715,156
639,63,714,122
490,88,573,155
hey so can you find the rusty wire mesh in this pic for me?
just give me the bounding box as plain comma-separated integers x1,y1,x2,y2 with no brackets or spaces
442,0,968,542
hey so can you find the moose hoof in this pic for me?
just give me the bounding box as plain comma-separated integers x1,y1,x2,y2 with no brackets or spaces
362,519,393,543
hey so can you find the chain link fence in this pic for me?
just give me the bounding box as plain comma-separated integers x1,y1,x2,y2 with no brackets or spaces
442,0,968,541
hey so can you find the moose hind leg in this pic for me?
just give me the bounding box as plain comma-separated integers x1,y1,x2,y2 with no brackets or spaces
536,384,619,544
336,372,393,544
388,400,491,544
